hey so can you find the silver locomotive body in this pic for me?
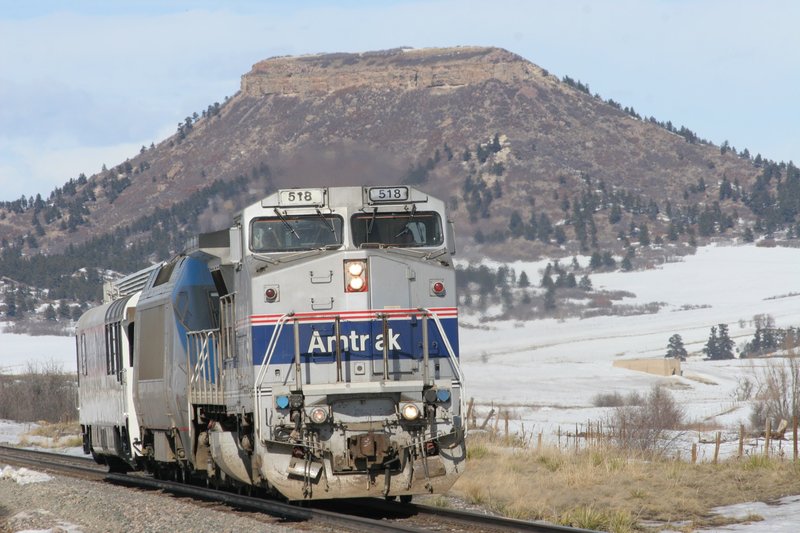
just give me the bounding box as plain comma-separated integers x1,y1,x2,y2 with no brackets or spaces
78,185,466,500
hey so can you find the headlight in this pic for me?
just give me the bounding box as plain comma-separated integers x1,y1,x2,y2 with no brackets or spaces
401,403,420,421
344,259,368,292
347,262,364,276
309,406,328,424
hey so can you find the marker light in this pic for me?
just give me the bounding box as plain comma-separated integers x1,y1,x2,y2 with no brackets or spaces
309,407,328,424
401,403,420,421
344,259,368,293
436,389,451,402
276,395,290,409
265,287,278,302
431,280,445,296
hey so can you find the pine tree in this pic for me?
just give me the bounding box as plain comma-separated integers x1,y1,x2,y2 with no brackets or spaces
518,271,530,288
667,222,679,241
716,324,735,359
4,291,16,318
578,274,592,291
666,334,688,361
589,251,602,269
509,211,525,238
543,285,556,312
639,223,651,246
703,326,719,359
609,203,622,224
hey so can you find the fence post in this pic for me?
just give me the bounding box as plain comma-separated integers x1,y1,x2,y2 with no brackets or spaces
765,420,771,457
575,423,579,451
713,432,721,465
480,408,495,430
691,442,697,464
794,416,798,462
738,424,744,459
504,411,509,440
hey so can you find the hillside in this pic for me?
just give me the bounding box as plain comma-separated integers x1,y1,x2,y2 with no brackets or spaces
0,46,796,308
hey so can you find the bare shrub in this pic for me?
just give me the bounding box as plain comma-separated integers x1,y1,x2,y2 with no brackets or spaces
592,390,643,408
593,391,626,407
0,361,77,422
607,385,684,453
749,355,800,430
732,376,754,401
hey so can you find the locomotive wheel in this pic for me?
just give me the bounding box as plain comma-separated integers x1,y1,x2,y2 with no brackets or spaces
399,495,413,504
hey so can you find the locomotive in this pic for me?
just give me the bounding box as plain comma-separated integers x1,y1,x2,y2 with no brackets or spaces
76,185,466,500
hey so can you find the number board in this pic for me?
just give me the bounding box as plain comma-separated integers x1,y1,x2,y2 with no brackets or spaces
368,187,409,203
278,188,325,207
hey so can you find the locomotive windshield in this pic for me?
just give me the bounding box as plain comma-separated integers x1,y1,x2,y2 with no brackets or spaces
351,211,443,248
251,215,343,252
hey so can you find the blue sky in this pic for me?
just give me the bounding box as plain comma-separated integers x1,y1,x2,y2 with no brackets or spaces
1,0,798,202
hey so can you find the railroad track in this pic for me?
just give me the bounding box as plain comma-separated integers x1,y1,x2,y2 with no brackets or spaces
0,445,597,533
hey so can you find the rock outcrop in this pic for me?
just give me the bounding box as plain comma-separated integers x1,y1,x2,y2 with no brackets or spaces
241,47,545,97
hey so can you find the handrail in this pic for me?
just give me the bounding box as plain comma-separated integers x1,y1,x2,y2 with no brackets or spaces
187,328,224,405
418,307,465,386
254,312,294,443
219,293,237,361
254,312,295,389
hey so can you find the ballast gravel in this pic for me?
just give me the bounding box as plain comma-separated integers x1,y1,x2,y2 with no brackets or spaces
0,468,322,533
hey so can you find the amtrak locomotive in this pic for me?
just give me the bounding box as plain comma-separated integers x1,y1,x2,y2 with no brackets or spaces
76,186,466,500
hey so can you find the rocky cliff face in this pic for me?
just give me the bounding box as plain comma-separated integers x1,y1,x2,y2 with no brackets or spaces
241,47,545,97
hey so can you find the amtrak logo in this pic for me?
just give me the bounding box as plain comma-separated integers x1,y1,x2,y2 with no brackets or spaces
307,328,401,353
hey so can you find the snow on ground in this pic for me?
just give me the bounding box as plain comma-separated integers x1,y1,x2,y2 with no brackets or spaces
0,327,75,374
459,244,800,443
1,465,52,485
712,495,800,532
0,419,37,445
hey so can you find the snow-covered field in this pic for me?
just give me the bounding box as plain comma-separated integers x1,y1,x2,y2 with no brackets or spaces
2,243,800,531
459,244,800,439
0,328,75,374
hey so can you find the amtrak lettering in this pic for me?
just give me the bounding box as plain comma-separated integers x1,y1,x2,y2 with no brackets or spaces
308,328,401,353
250,317,459,365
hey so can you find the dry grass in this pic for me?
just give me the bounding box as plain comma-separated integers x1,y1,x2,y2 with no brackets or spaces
452,432,800,532
18,421,82,449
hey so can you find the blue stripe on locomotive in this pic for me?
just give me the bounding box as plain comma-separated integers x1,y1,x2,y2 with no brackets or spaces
251,316,459,366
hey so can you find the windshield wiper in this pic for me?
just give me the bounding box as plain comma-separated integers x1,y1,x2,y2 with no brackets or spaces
274,208,300,239
315,208,338,241
366,207,377,237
